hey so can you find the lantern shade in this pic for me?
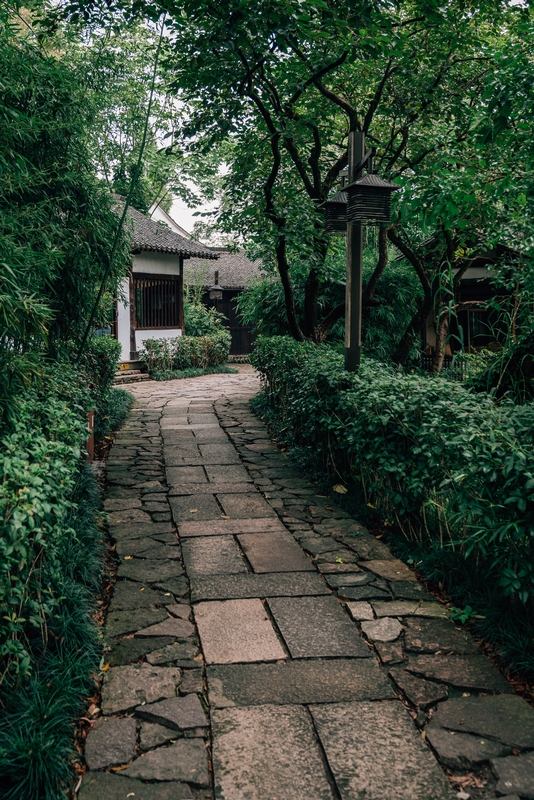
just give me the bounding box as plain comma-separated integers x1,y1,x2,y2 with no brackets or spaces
322,190,347,234
346,173,399,224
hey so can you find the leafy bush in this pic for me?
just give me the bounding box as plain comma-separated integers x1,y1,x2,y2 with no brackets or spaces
140,330,231,374
184,300,227,337
250,336,534,605
0,465,104,799
80,335,122,403
0,388,87,686
150,365,238,381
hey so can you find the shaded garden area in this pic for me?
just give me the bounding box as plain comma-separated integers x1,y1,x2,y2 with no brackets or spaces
1,0,534,797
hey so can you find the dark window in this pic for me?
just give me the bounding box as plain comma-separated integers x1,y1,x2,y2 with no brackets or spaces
133,274,181,329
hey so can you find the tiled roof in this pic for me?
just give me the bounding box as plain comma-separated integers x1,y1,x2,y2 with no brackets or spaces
116,199,218,259
185,248,262,290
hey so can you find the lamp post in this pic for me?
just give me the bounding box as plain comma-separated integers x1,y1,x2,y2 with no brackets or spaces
345,132,365,371
208,270,224,301
322,132,398,371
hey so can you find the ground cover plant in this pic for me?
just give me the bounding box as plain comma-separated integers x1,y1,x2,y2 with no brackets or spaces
0,9,133,797
251,335,534,676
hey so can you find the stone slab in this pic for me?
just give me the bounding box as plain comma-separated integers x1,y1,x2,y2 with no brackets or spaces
389,667,448,708
106,607,168,638
218,493,277,519
110,522,174,540
205,464,251,483
361,617,404,642
195,598,286,664
85,716,137,770
79,773,193,800
326,573,373,587
391,581,434,601
140,721,176,751
425,723,510,769
179,517,286,537
169,494,222,522
122,739,209,786
153,576,189,597
406,655,512,693
170,483,255,496
166,466,206,484
372,600,449,618
128,543,182,561
109,581,170,610
182,536,248,576
337,586,390,601
118,559,184,584
101,664,181,714
404,618,480,654
199,443,241,462
311,700,453,800
430,694,534,749
207,658,394,707
191,571,329,602
492,752,534,799
135,617,195,639
268,596,370,658
375,641,405,665
238,531,314,573
136,693,208,730
109,637,176,667
212,704,335,800
166,603,191,620
346,601,375,620
364,559,417,582
146,641,200,667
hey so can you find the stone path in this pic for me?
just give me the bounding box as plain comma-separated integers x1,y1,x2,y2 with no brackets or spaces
81,367,534,800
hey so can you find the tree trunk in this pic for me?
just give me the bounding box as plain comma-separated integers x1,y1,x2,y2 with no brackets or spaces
275,236,305,342
392,294,433,365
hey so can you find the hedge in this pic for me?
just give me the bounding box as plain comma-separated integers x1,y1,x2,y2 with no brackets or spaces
250,336,534,606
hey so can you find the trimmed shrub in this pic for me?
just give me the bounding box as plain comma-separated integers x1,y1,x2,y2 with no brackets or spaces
140,330,231,374
250,336,534,605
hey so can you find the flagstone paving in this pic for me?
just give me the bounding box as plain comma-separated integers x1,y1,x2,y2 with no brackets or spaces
80,366,534,800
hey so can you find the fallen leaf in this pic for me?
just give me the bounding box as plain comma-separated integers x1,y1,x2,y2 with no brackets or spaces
333,484,348,494
101,663,110,672
221,514,230,519
189,509,198,513
110,765,128,771
335,558,344,563
194,653,204,661
124,555,133,560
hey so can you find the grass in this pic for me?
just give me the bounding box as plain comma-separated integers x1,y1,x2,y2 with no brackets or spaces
150,364,238,381
0,465,105,799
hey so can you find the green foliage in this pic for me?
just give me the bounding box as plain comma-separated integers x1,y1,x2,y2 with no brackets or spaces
184,300,227,337
80,335,122,406
0,465,104,799
94,387,134,440
0,379,88,686
0,16,130,427
150,365,238,381
251,336,534,607
468,330,534,404
140,331,231,374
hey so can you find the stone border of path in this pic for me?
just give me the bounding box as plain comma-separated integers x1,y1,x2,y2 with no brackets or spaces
79,370,534,800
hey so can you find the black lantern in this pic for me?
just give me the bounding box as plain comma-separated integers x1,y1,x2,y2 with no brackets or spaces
208,270,223,300
346,173,399,224
322,189,348,235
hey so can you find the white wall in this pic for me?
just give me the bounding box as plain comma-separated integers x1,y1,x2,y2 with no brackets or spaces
116,277,131,363
149,204,191,238
116,252,183,363
132,251,182,275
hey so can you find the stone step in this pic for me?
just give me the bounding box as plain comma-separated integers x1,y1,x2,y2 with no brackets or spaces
114,372,150,385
